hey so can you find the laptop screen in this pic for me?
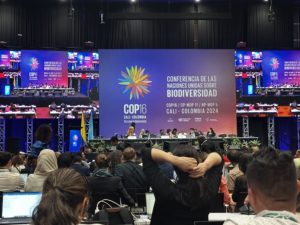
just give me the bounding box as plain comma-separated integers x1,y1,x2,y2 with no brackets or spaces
2,192,42,218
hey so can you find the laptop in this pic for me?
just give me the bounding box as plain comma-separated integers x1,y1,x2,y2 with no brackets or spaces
0,192,42,224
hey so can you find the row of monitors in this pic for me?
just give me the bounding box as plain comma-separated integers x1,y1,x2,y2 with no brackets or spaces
0,50,99,72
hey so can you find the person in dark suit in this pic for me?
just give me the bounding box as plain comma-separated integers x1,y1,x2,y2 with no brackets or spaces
70,154,90,177
88,154,134,216
115,147,149,200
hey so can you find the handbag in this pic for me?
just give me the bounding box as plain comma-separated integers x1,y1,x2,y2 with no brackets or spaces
93,199,135,225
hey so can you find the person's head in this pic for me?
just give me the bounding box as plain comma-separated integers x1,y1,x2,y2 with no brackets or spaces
35,124,53,144
238,153,252,174
0,152,12,168
57,152,72,168
122,147,136,161
173,145,200,180
34,149,58,175
95,154,109,168
110,136,118,146
227,150,241,164
72,154,82,164
108,150,123,174
127,126,135,136
246,147,298,213
11,155,24,167
172,128,177,135
130,122,136,129
32,169,89,225
173,145,208,210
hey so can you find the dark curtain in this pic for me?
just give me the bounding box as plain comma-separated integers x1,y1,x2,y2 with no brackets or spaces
0,0,296,49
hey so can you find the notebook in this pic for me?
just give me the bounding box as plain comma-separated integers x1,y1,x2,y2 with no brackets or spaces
0,192,42,224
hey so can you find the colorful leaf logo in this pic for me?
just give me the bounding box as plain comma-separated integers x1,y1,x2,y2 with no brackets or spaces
30,57,39,70
118,66,152,100
270,57,279,70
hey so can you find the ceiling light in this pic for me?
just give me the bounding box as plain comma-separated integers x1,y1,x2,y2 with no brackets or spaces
195,0,201,2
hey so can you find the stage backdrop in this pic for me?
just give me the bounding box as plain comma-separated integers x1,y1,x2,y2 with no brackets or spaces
99,50,236,138
262,50,300,86
21,50,68,87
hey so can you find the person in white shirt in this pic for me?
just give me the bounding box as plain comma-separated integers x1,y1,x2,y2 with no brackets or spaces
0,152,24,192
224,147,299,225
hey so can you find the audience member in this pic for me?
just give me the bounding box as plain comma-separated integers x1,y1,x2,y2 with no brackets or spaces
200,140,229,209
0,152,24,192
70,154,90,177
142,146,223,225
109,136,119,151
109,150,123,175
227,150,243,192
224,147,299,225
232,153,253,212
30,124,53,157
25,149,58,192
57,152,73,168
115,147,149,200
21,155,37,174
32,169,89,225
88,154,134,216
10,154,26,173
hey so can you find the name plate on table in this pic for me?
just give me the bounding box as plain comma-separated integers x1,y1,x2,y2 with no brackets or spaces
177,134,187,139
128,136,137,139
160,135,170,139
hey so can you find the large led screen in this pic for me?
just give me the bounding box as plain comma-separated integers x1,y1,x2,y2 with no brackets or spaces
262,50,300,86
21,50,68,87
99,49,236,137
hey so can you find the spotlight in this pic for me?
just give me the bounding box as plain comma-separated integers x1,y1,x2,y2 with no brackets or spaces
263,0,269,2
99,11,105,24
195,0,201,2
130,0,136,3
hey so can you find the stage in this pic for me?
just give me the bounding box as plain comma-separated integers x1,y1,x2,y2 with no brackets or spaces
0,93,90,107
